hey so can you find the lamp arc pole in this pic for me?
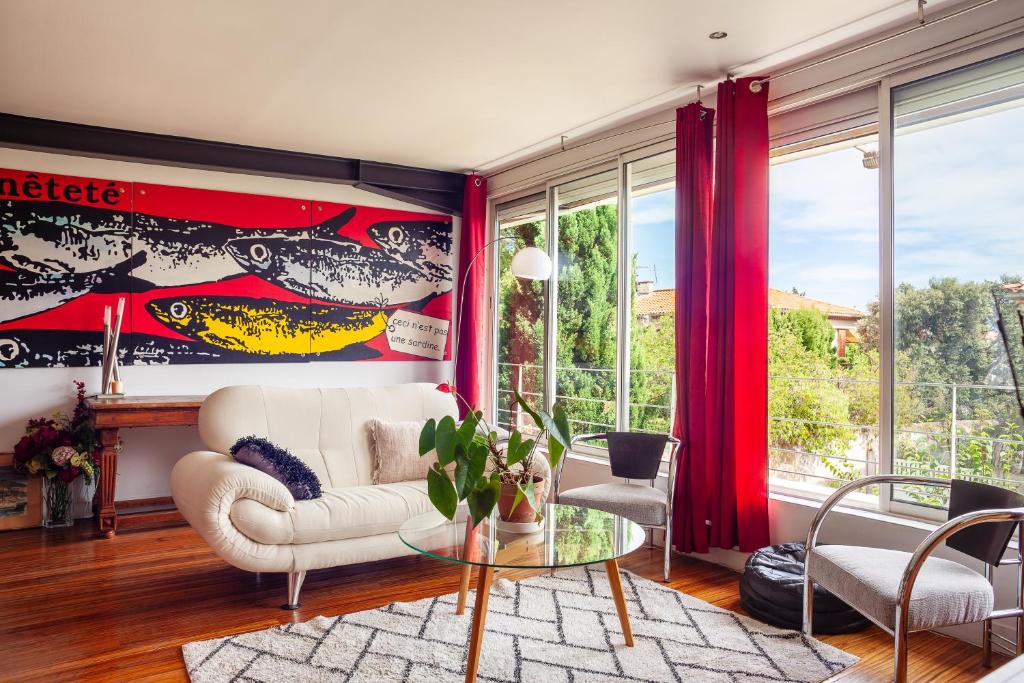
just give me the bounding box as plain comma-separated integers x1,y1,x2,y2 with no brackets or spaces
451,236,550,387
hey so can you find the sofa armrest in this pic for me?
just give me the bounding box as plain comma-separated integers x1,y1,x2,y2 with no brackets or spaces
172,450,296,514
171,451,298,572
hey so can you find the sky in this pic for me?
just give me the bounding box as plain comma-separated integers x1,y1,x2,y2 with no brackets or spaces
629,101,1024,314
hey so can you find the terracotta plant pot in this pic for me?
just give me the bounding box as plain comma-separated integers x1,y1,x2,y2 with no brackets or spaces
497,476,545,523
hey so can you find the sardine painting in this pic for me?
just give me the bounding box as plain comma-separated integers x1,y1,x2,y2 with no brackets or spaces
0,169,454,367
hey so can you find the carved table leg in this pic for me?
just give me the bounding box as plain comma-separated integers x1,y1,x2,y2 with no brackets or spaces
97,427,119,537
456,564,473,615
464,565,494,683
605,558,634,646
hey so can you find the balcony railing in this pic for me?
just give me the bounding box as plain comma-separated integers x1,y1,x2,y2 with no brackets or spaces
767,375,1024,496
496,363,1024,496
496,362,674,436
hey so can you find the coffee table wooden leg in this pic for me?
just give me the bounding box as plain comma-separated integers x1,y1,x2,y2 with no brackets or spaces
605,558,634,647
464,565,494,683
456,564,473,615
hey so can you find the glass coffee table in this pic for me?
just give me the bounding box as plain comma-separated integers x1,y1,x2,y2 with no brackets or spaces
398,503,645,683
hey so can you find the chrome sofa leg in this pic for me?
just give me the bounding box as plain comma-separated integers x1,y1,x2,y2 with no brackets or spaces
282,570,306,610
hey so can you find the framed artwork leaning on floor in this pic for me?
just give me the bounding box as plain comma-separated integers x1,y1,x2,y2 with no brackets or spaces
0,452,42,530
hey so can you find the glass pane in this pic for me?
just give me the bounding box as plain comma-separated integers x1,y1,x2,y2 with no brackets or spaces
627,150,675,435
892,50,1024,506
768,134,880,498
555,169,619,437
495,194,547,434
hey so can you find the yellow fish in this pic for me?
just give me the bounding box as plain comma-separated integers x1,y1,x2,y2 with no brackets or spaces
146,296,387,355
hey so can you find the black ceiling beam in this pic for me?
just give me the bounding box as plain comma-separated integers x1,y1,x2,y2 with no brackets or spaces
0,113,466,215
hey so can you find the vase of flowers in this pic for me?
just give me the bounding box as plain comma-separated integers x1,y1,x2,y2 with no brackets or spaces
13,381,99,528
419,383,571,527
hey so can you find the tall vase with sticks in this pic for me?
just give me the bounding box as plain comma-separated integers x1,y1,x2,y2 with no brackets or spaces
98,297,125,398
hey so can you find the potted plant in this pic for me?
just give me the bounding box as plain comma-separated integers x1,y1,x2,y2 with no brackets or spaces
419,384,571,527
12,381,100,528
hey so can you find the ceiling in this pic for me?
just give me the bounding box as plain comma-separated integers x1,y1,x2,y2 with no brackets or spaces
0,1,955,173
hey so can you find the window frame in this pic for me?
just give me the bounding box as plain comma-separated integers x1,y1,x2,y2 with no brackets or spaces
489,142,675,456
487,38,1024,519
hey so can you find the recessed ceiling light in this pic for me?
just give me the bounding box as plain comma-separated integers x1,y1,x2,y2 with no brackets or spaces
708,31,728,40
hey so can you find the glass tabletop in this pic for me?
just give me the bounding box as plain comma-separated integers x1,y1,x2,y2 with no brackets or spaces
398,503,645,569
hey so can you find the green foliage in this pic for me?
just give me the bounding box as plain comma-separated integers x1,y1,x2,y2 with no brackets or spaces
418,389,572,525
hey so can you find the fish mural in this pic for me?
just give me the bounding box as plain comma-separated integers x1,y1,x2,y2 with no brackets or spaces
0,252,142,323
0,200,132,274
146,296,388,355
0,169,453,368
226,235,452,307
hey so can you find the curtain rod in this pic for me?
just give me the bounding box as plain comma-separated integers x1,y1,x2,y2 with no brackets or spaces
748,0,1001,92
486,0,1004,179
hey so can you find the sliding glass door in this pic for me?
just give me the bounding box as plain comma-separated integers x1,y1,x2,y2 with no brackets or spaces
891,50,1024,508
494,193,547,434
553,169,620,437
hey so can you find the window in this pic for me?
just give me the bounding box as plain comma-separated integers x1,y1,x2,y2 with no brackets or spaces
768,134,880,498
891,50,1024,508
491,147,677,446
554,169,620,437
489,41,1024,512
494,194,547,434
627,150,676,434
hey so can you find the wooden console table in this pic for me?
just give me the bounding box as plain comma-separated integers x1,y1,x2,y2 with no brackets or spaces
87,395,205,537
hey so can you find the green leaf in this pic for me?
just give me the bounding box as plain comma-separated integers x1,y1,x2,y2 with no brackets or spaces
510,477,537,515
453,447,471,499
513,389,544,430
419,418,437,456
466,479,500,526
519,439,535,464
547,404,572,471
435,415,458,466
456,411,480,444
427,464,458,520
505,431,524,466
466,444,488,488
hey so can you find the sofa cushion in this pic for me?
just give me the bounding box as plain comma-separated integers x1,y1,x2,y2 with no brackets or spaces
808,544,994,631
369,419,435,484
229,480,433,545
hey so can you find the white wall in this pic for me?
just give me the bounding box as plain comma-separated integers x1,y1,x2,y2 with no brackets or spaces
0,147,459,500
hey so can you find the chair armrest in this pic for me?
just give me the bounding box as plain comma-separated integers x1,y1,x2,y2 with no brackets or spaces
571,433,607,447
806,474,950,551
896,507,1024,629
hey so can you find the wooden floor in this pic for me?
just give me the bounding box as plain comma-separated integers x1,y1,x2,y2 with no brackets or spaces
0,521,1010,682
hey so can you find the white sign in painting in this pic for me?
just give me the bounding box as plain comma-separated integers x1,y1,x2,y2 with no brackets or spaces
386,310,450,360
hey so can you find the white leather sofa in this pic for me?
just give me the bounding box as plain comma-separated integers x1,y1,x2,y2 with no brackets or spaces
171,383,457,608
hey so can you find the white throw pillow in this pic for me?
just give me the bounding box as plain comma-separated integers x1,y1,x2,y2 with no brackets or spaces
368,419,436,484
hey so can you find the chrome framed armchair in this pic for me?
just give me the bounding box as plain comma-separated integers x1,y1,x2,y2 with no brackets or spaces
553,431,681,581
803,474,1024,682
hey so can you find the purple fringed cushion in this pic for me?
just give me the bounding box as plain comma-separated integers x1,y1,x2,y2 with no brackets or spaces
230,436,322,501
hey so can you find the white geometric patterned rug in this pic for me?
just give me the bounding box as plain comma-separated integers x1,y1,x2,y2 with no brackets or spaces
183,565,857,682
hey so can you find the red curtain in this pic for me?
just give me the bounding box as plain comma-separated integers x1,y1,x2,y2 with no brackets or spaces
455,174,488,416
674,77,771,553
672,102,715,553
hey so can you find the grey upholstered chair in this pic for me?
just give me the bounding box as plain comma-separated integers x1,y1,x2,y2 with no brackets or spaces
804,475,1024,682
554,432,681,581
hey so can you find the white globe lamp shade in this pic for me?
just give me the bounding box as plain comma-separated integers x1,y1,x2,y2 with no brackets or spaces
510,246,552,281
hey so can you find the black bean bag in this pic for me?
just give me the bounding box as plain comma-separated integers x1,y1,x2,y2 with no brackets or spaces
739,542,870,634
